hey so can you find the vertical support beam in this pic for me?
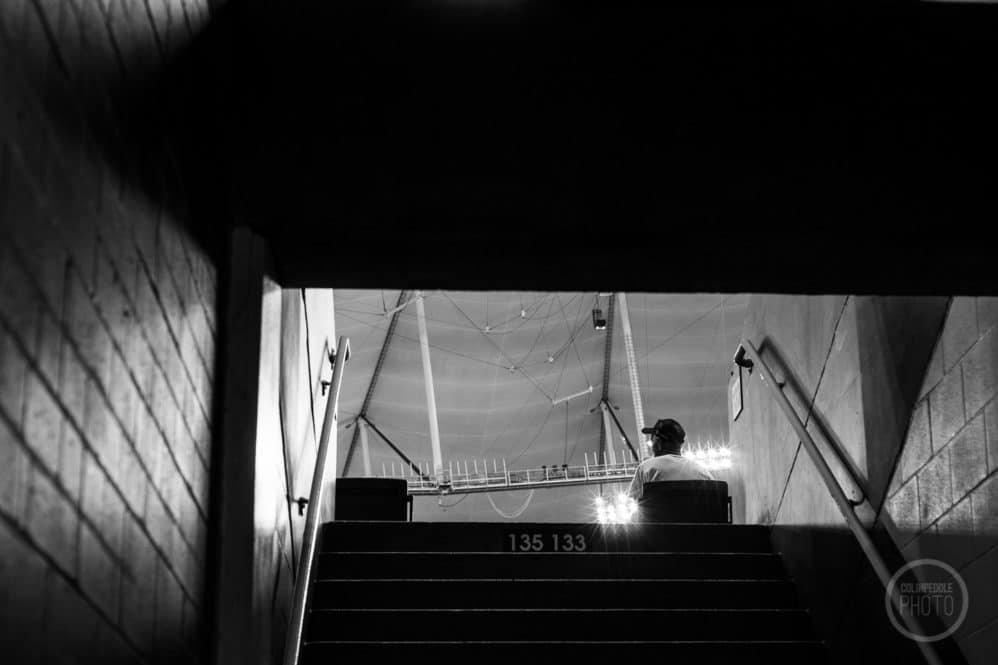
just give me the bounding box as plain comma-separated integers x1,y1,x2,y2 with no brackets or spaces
600,401,617,466
617,293,648,459
210,228,270,665
598,294,616,464
415,291,444,482
359,418,372,477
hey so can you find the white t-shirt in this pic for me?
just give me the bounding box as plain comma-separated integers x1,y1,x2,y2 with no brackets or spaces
626,454,715,500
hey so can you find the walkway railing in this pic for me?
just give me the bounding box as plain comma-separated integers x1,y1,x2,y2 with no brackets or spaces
398,456,641,495
282,336,350,665
735,340,943,665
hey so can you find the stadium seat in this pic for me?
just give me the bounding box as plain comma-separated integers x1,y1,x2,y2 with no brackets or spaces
638,480,732,523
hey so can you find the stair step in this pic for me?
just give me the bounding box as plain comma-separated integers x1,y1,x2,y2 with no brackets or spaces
302,522,822,663
306,608,814,641
301,640,827,665
316,552,787,580
312,578,800,609
321,522,772,553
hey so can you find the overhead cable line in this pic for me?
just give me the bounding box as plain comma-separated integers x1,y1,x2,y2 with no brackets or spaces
479,355,562,457
514,295,558,367
336,310,514,371
340,305,512,333
444,292,553,401
446,292,583,336
519,300,592,370
606,295,738,382
478,293,558,333
481,337,568,459
556,292,592,387
502,343,574,464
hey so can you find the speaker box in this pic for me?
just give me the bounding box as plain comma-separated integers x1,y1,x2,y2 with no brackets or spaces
335,478,411,521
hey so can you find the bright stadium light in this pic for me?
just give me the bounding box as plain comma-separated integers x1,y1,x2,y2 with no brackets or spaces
684,443,734,471
594,493,637,524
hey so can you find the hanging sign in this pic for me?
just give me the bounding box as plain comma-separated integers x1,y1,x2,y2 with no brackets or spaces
730,366,744,422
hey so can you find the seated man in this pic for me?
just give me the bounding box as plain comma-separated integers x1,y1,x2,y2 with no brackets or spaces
627,418,713,501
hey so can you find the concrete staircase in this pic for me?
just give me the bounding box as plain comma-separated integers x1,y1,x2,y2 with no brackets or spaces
300,522,826,664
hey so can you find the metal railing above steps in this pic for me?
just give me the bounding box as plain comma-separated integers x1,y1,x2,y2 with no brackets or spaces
282,336,350,665
735,340,943,665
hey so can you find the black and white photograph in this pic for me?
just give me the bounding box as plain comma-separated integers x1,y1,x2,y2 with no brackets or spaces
2,2,998,665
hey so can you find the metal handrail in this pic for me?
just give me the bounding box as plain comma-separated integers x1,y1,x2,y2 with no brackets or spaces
736,340,943,665
282,336,350,665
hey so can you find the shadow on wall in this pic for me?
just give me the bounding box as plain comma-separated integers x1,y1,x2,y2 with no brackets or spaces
727,295,971,663
760,337,870,505
0,0,241,259
772,523,974,665
2,5,224,665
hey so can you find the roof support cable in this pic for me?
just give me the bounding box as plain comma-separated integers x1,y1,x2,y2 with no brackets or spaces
341,290,408,475
444,292,553,401
363,417,433,483
603,399,639,462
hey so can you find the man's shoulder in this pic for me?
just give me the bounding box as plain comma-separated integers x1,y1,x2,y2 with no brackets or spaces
639,455,674,469
645,454,684,466
643,454,715,481
639,455,682,475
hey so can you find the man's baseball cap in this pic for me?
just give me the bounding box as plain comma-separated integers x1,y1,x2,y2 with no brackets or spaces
641,418,686,443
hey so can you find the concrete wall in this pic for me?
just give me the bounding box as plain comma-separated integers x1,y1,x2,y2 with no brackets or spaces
883,297,998,663
0,3,219,663
0,2,220,663
730,295,849,525
249,287,335,664
213,245,337,665
729,295,951,663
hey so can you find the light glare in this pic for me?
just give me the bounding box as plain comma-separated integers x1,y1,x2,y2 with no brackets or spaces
595,493,637,524
684,443,735,471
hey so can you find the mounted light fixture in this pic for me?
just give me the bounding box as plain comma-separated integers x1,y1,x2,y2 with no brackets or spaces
592,307,607,330
551,384,593,406
592,292,608,330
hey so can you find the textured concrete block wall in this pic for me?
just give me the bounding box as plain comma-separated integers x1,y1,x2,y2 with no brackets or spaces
1,2,218,663
884,297,998,664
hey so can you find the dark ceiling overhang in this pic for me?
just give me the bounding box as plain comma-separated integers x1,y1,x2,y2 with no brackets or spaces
153,0,998,292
